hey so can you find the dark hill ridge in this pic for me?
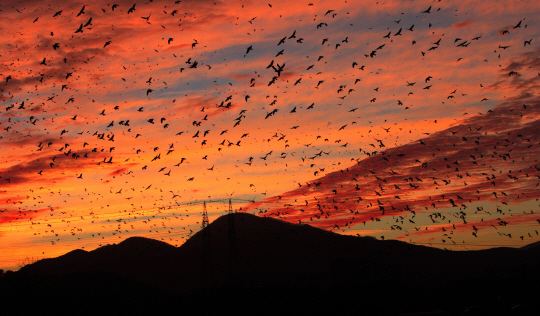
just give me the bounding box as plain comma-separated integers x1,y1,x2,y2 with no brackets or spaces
520,239,540,250
20,213,449,289
7,213,540,314
18,213,540,289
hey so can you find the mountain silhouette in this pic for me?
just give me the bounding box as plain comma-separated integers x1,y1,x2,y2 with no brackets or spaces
2,213,539,315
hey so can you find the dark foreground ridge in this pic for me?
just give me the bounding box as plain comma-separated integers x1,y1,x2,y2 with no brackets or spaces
2,213,539,315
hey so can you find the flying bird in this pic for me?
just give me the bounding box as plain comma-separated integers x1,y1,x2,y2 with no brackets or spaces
76,5,86,17
74,24,83,33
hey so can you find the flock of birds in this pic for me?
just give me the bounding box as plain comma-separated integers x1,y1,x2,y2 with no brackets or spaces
0,0,539,267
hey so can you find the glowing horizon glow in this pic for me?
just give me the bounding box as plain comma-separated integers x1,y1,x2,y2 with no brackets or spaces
1,0,540,270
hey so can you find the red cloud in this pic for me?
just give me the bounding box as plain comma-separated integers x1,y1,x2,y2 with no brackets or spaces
163,44,191,52
0,207,50,224
243,95,540,235
453,20,474,28
0,150,110,188
0,196,26,205
106,163,139,177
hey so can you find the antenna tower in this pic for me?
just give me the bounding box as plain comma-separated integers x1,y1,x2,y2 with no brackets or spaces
227,198,239,288
202,202,212,289
202,201,209,229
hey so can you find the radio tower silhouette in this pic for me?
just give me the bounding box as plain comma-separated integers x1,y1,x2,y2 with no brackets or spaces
202,201,209,229
227,198,239,288
202,202,212,289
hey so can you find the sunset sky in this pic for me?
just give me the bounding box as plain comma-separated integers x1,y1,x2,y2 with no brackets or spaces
1,0,540,271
